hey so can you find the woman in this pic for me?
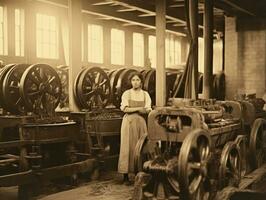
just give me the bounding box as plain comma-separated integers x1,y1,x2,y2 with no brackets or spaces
118,72,152,184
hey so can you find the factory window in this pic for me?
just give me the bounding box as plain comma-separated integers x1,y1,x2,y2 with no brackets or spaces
15,9,24,57
148,35,156,68
88,24,103,63
133,32,144,67
36,13,58,59
111,28,125,65
165,36,181,68
0,6,7,55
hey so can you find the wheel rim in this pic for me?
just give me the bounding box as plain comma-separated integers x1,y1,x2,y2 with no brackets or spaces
115,69,138,108
219,142,241,189
109,68,125,107
235,135,248,176
178,129,211,200
134,134,148,173
0,64,17,108
143,69,155,105
2,64,30,114
249,118,266,169
20,64,62,114
76,67,111,110
74,68,86,108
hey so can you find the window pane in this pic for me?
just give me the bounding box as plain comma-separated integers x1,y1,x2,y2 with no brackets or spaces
36,13,58,59
133,32,144,67
111,28,125,65
88,24,103,63
0,6,5,55
148,35,156,68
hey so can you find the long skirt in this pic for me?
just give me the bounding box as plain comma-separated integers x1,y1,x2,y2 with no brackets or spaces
118,113,147,174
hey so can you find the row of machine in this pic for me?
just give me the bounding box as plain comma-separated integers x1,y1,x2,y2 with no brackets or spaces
0,63,264,200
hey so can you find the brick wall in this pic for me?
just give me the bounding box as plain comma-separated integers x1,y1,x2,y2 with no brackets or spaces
225,17,266,99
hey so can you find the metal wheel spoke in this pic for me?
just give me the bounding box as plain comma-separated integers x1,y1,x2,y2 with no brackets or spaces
189,175,202,194
28,91,41,96
29,75,40,86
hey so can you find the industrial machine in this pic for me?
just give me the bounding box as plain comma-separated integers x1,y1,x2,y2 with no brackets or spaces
133,99,265,200
0,63,96,200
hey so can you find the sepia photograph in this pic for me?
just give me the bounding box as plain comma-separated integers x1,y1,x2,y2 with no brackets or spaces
0,0,266,200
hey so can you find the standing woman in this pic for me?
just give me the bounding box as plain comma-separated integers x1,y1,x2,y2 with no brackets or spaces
118,72,152,184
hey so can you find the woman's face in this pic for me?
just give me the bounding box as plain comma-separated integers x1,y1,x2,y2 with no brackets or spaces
131,75,142,89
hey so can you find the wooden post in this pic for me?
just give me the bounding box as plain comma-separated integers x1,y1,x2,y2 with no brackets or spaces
203,0,213,99
68,0,82,111
156,0,166,106
189,0,199,99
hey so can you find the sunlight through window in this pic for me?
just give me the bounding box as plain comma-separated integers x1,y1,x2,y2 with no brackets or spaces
133,32,144,67
15,9,24,56
165,35,181,68
88,24,103,63
111,28,125,65
0,6,7,55
148,35,156,68
36,13,58,59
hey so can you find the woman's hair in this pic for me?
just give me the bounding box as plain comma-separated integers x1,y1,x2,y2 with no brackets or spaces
129,71,144,83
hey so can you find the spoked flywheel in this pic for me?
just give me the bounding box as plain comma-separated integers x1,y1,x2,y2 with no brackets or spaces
19,64,62,115
2,64,30,114
178,129,212,200
75,67,111,110
218,141,241,189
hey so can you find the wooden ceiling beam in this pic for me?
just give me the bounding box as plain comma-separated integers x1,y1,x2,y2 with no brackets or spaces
82,0,187,36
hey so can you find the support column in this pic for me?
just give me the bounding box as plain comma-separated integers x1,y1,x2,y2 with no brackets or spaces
68,0,82,111
203,0,213,99
125,30,133,67
189,0,199,99
156,0,166,106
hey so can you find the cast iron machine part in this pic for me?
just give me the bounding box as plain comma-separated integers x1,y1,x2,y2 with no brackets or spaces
74,66,111,110
0,63,97,199
132,99,263,200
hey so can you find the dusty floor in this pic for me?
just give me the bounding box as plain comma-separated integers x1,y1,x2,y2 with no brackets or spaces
0,171,134,200
40,179,134,200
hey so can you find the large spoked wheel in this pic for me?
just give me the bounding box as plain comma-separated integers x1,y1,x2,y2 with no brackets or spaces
2,64,29,114
219,142,241,189
249,118,266,169
134,134,149,173
76,67,111,110
20,64,62,115
178,129,211,200
235,135,248,176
